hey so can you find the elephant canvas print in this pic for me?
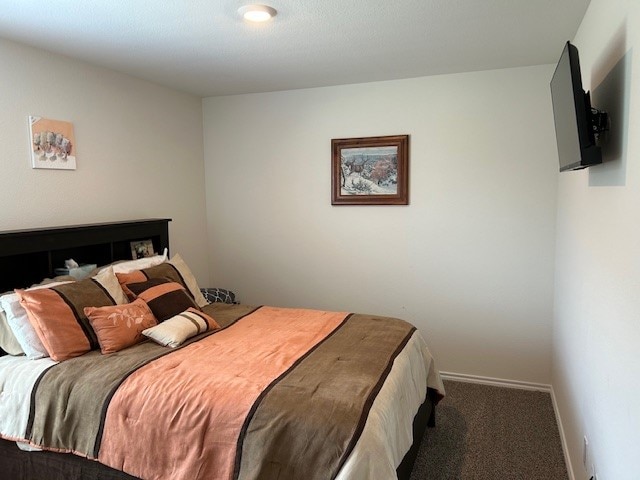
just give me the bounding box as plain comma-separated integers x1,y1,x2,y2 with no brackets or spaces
29,116,77,170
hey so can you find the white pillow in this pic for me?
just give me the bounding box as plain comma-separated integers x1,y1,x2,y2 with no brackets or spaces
168,254,208,308
107,249,168,274
0,309,24,356
0,281,73,359
142,308,219,348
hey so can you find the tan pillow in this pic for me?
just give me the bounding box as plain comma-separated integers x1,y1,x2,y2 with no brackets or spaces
85,299,157,354
142,308,219,348
94,267,129,305
0,310,24,356
168,254,208,308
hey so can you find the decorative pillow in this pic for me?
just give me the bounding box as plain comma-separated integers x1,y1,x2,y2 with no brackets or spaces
200,288,236,305
116,263,192,301
0,280,75,359
93,267,129,305
114,255,208,307
142,307,219,348
17,268,129,361
105,248,168,274
85,298,158,354
167,254,208,308
127,278,199,322
0,309,24,356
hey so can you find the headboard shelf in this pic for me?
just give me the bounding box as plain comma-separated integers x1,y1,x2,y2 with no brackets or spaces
0,219,171,292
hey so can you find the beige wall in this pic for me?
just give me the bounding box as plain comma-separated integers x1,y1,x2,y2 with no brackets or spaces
0,38,209,284
553,1,640,479
10,11,636,476
203,65,559,384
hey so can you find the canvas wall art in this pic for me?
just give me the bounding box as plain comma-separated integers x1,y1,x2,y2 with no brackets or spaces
29,116,76,170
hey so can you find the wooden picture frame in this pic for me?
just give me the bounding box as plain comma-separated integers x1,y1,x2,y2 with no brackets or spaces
331,135,408,205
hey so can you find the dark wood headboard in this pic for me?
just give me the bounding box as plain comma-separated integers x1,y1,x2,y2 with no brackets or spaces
0,219,171,293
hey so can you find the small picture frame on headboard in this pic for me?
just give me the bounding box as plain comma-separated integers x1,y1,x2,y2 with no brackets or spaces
130,240,155,259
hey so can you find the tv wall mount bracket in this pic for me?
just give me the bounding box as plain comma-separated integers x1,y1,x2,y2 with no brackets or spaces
590,107,609,140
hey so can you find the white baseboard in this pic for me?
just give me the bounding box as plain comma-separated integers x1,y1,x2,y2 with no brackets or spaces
438,371,574,480
439,371,551,392
550,386,576,480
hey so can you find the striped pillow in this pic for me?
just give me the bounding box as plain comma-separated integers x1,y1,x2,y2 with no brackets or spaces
17,268,128,361
116,263,192,301
127,278,199,322
142,308,219,348
0,280,76,359
115,256,208,308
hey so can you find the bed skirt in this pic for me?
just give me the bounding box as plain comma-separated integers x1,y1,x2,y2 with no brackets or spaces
0,389,436,480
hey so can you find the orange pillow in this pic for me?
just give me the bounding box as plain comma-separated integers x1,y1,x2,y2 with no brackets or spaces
84,299,158,354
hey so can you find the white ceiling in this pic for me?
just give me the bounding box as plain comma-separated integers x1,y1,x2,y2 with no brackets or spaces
0,0,591,97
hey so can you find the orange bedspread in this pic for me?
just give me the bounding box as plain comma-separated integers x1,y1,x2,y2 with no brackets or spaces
98,307,348,480
21,304,429,480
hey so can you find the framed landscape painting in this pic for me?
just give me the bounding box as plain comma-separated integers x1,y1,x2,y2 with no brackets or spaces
331,135,408,205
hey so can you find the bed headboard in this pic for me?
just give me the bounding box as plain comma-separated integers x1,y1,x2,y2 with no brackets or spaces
0,219,171,293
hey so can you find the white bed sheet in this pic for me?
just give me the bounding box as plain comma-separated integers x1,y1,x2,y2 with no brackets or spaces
337,330,444,479
0,355,57,441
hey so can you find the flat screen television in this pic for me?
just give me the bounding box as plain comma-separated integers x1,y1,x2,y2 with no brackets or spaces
550,41,607,172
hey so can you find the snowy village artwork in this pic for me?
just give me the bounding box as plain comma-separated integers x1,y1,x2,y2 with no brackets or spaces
29,116,76,170
331,135,408,205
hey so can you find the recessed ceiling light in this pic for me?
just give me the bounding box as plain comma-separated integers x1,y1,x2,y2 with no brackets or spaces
238,4,277,22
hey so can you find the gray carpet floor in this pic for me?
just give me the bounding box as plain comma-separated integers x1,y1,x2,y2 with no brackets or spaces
410,380,569,480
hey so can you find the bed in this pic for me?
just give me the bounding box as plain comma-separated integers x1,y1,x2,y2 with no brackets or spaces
0,219,444,480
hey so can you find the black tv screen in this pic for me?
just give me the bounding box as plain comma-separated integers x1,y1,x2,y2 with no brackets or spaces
550,41,602,171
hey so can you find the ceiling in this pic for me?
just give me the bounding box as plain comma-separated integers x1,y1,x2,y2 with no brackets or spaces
0,0,591,98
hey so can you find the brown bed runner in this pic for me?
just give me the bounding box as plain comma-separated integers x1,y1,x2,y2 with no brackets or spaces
235,313,415,480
